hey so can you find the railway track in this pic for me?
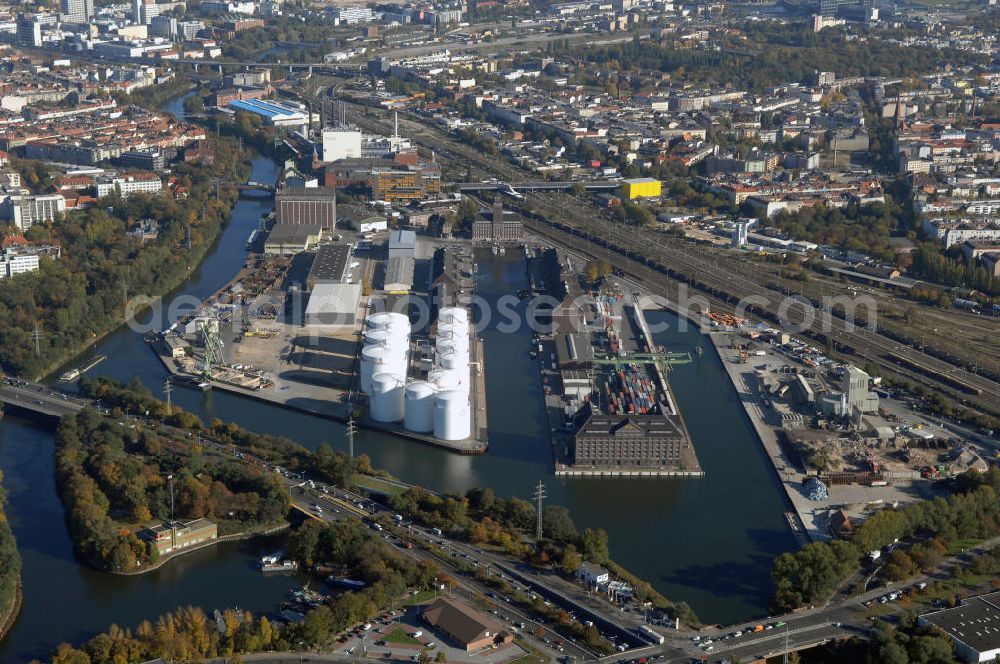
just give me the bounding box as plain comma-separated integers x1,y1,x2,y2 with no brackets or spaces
330,103,1000,415
521,214,1000,417
337,100,523,182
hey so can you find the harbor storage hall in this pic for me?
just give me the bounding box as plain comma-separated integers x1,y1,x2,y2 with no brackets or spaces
305,283,362,326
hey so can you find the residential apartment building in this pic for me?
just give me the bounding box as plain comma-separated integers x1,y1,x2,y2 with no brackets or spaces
2,193,67,230
0,250,40,279
95,174,163,198
178,20,205,39
150,15,178,38
16,16,42,48
60,0,94,22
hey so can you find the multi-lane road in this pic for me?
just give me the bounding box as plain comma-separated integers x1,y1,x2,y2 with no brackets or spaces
0,378,90,418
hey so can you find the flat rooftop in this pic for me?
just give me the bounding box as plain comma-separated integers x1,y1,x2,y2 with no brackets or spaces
266,223,322,246
309,244,350,283
921,592,1000,656
306,282,362,320
276,186,338,201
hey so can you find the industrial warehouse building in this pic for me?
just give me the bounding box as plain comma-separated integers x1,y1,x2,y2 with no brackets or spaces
305,282,362,325
422,597,512,652
920,592,1000,662
226,98,309,130
307,244,350,289
621,178,662,199
383,255,414,293
388,229,416,259
570,402,687,469
275,186,338,227
264,224,321,256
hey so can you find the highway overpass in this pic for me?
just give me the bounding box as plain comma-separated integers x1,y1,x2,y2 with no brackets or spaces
0,381,89,420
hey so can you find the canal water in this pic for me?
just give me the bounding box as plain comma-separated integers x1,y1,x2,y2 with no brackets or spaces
0,95,797,659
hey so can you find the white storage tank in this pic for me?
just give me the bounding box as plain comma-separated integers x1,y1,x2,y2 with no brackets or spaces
404,381,436,433
438,307,468,325
437,320,470,338
427,368,464,392
361,345,408,392
367,312,410,331
371,373,405,422
434,390,471,441
437,329,469,349
437,349,468,371
436,338,469,357
364,328,402,348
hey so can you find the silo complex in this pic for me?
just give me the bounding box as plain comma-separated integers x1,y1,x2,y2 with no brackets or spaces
431,308,473,441
369,306,473,441
361,312,410,394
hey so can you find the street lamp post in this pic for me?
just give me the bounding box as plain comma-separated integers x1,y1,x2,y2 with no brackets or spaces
167,474,175,522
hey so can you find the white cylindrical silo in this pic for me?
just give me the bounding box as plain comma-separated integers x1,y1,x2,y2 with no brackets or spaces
364,328,396,348
434,390,471,441
427,369,463,392
367,326,409,349
404,381,436,433
371,373,405,422
361,345,387,393
368,312,410,330
439,307,468,325
437,330,470,349
362,345,408,392
437,349,469,371
437,337,469,356
438,319,470,337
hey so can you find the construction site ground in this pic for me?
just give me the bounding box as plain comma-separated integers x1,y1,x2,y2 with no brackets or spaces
709,333,940,542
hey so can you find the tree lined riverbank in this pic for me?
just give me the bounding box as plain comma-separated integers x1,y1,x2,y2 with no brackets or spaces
0,469,21,643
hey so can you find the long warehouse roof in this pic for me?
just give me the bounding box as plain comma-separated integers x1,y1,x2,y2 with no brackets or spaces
228,98,305,119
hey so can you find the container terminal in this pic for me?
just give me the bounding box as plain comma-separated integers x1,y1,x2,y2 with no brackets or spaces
152,220,488,454
526,247,703,477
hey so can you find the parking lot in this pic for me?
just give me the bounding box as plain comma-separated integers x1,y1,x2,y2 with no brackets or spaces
334,606,529,664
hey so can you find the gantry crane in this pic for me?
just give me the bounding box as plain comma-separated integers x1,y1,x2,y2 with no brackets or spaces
198,319,225,379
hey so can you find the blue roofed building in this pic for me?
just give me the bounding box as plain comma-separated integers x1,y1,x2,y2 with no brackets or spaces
226,98,309,130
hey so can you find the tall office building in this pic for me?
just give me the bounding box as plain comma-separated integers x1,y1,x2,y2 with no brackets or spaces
178,20,204,39
150,14,177,37
133,0,158,24
16,15,42,47
60,0,93,23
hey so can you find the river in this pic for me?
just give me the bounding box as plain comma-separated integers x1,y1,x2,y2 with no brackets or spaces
0,95,796,661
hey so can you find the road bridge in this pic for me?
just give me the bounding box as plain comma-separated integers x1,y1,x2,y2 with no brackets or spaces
236,182,276,194
0,381,89,420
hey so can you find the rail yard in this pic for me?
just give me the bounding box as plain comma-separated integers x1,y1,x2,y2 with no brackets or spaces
335,102,1000,424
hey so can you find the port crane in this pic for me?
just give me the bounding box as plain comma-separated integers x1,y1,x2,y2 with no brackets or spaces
198,319,225,379
590,350,692,370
